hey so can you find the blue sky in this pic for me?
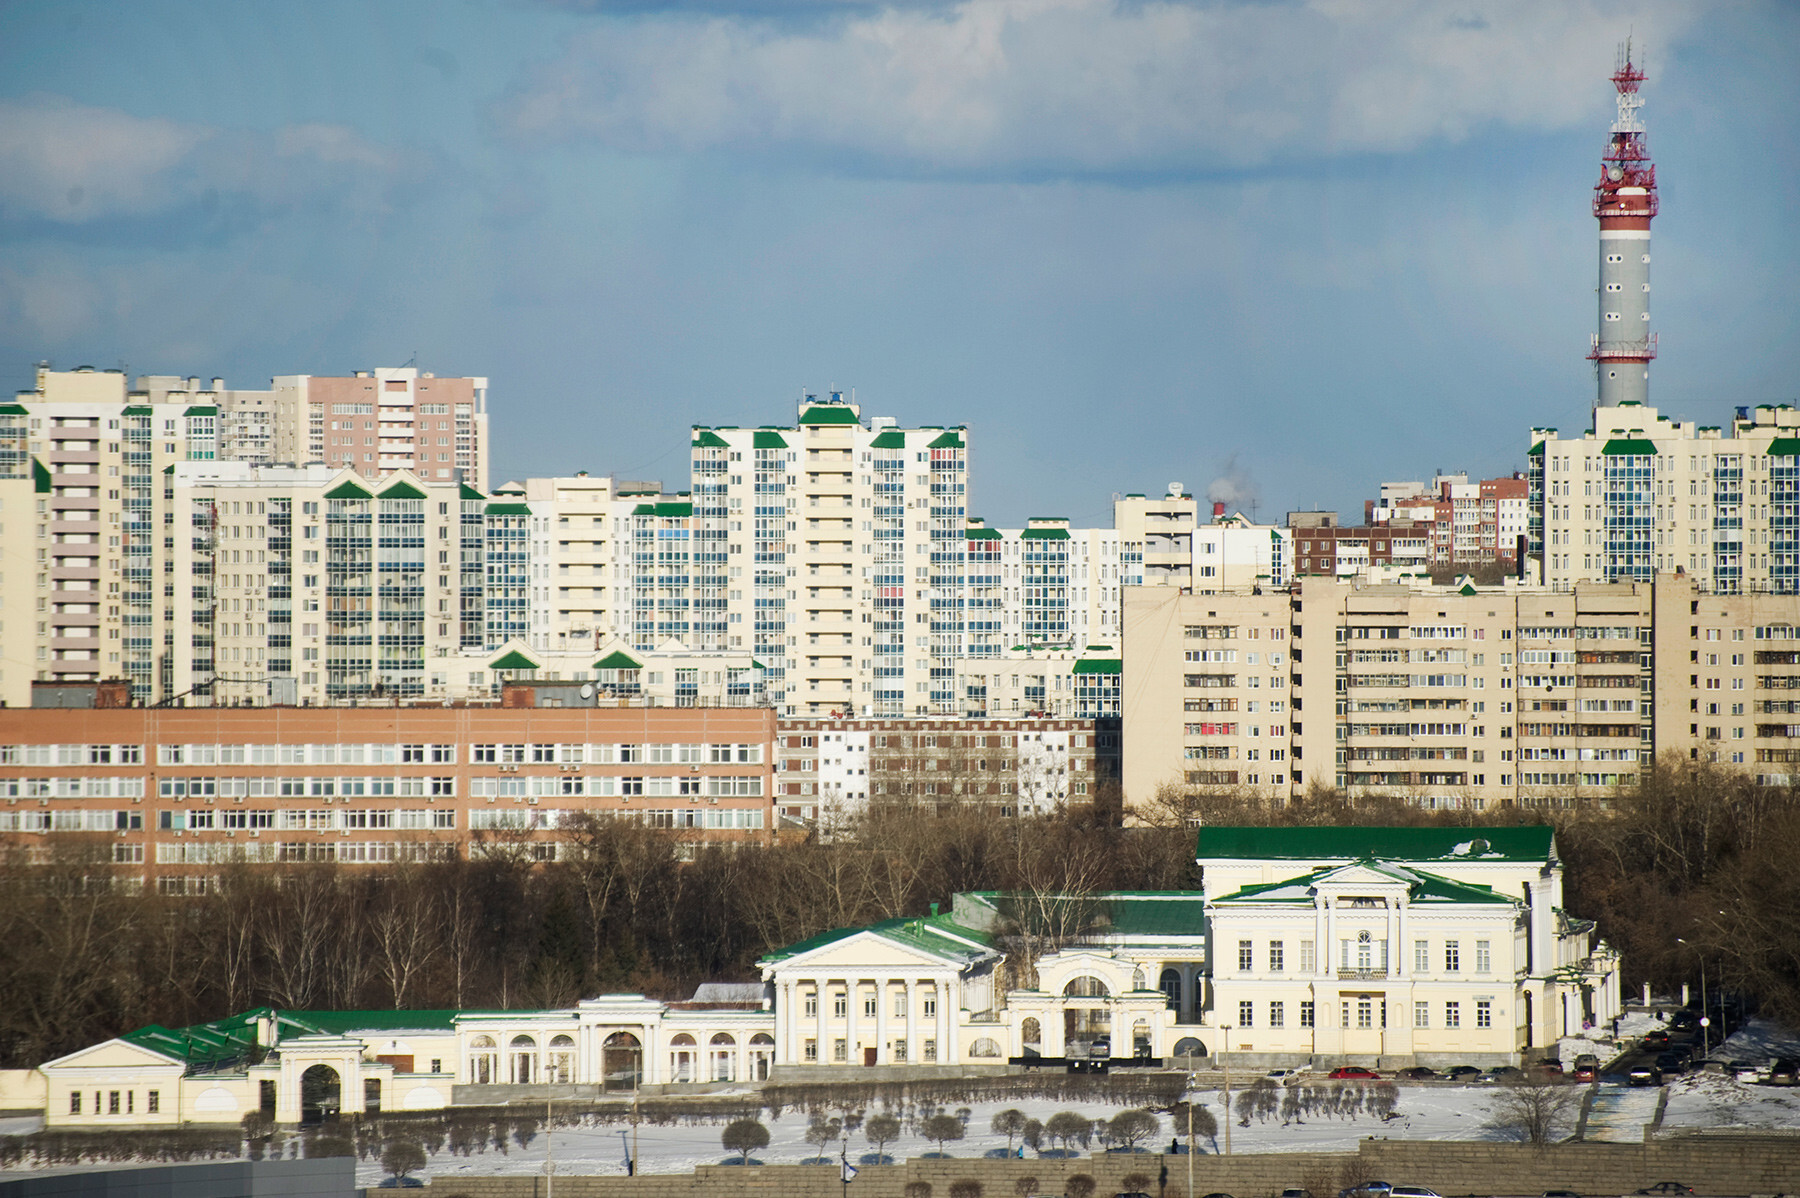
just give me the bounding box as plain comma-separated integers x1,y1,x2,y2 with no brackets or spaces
1,0,1795,526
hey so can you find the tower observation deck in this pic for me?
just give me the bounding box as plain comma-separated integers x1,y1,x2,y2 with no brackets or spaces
1591,43,1658,409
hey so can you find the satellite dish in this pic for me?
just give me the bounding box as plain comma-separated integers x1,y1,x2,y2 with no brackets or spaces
1607,166,1624,182
580,684,595,700
1169,481,1184,497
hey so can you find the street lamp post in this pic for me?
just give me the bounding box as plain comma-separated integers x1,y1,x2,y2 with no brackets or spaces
1676,938,1711,1059
1220,1025,1233,1157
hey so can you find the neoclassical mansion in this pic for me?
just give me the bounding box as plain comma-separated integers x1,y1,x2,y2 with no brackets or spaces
15,826,1621,1126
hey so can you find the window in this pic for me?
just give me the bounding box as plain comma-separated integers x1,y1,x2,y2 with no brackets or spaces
832,1039,848,1062
1414,1001,1429,1029
1299,940,1315,972
1269,1001,1285,1028
1476,1000,1493,1029
1356,998,1374,1029
804,991,818,1016
1445,1001,1461,1029
70,1092,81,1115
923,995,937,1017
1414,939,1430,972
1238,940,1254,971
1475,940,1491,973
863,995,877,1018
1269,940,1284,972
804,1038,818,1062
109,1091,120,1114
1445,941,1461,972
1299,1001,1315,1028
147,1090,159,1114
833,991,847,1017
923,1038,938,1062
1237,1000,1254,1027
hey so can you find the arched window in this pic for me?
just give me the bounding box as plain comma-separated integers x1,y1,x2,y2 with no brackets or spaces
1172,1037,1206,1059
509,1034,537,1085
1130,967,1146,991
1020,1017,1041,1049
547,1034,575,1084
710,1032,737,1082
748,1033,774,1082
468,1035,498,1086
601,1032,641,1093
970,1037,1003,1058
1063,975,1109,998
1160,968,1183,1011
669,1033,696,1084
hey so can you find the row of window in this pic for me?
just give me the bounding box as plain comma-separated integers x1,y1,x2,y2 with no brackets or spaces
1232,998,1494,1030
70,1090,157,1116
1235,937,1497,973
1,743,768,768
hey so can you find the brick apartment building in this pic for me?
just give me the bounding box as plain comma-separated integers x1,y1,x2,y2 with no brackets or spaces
0,703,774,891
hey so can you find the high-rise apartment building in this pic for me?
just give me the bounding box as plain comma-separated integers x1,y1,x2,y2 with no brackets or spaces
1530,401,1800,594
1123,573,1800,818
272,367,490,489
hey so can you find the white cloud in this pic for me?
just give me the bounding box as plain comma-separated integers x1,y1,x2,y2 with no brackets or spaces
0,94,424,225
502,0,1705,173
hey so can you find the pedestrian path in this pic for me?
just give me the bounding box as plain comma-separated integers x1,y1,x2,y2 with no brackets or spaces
1583,1085,1661,1142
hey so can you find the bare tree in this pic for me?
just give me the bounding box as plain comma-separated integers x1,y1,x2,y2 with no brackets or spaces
1485,1075,1580,1147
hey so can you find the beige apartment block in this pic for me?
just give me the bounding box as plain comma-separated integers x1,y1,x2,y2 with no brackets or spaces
516,473,650,655
1122,575,1797,817
274,367,490,489
1532,400,1800,594
952,643,1122,720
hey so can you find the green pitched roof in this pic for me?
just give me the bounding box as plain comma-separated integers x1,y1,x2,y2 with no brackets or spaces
1020,527,1070,540
489,649,540,670
379,479,426,499
33,459,51,493
459,483,486,501
1459,583,1478,596
927,430,965,449
1527,441,1545,456
1765,436,1800,457
119,1007,466,1066
1601,437,1658,456
594,650,643,670
184,405,218,417
1072,658,1122,674
693,429,729,448
760,914,993,966
1213,860,1517,908
1196,824,1554,864
797,405,859,426
121,405,152,418
0,403,27,417
632,501,693,518
965,527,1003,540
486,502,530,516
870,430,906,449
753,430,788,449
324,480,372,500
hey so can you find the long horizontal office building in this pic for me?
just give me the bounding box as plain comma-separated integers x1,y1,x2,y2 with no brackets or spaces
1122,572,1800,815
0,705,775,890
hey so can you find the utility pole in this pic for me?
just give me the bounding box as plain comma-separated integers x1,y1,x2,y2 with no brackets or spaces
544,1094,553,1198
1221,1025,1233,1156
1185,1071,1196,1198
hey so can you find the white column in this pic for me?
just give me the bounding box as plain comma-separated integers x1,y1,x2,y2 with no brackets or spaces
846,976,860,1065
1392,901,1405,979
875,973,891,1064
936,973,952,1063
904,978,917,1062
781,980,795,1066
815,975,829,1065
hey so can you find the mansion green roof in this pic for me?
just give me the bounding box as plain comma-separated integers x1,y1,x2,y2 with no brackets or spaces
1601,437,1658,456
1196,824,1553,864
184,405,218,417
324,480,372,500
486,502,531,516
489,649,540,671
632,501,693,518
927,430,965,449
119,1007,465,1067
797,405,859,425
1071,658,1122,674
1213,862,1518,908
870,430,906,449
1765,436,1800,457
379,479,426,499
594,650,643,670
0,403,28,417
965,527,1003,540
753,430,788,449
693,429,729,448
760,914,994,967
1020,527,1070,540
460,483,486,501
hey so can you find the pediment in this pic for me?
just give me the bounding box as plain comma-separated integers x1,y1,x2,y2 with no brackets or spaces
43,1038,184,1072
1312,863,1412,890
775,929,968,972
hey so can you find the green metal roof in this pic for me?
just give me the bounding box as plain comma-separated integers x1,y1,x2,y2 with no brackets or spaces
1527,441,1545,456
379,480,426,499
184,405,218,417
1072,658,1122,674
1601,437,1658,456
121,405,151,417
1020,527,1070,540
486,502,530,516
760,914,993,966
927,430,965,449
1765,436,1800,457
490,649,540,670
0,403,27,417
33,459,51,493
594,650,643,670
459,483,486,501
632,501,693,518
870,430,906,449
1213,862,1518,908
119,1006,467,1066
1459,583,1478,596
324,480,372,500
797,405,859,426
1196,824,1554,863
693,429,729,448
965,527,1003,540
753,430,788,449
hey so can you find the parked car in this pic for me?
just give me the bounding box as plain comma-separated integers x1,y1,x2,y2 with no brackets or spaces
1395,1066,1438,1081
1442,1065,1482,1081
1634,1184,1694,1195
1670,1009,1699,1030
1278,1189,1314,1198
1197,1192,1236,1198
1116,1192,1157,1198
1654,1051,1690,1075
1266,1068,1307,1083
1484,1065,1525,1083
1389,1188,1443,1198
1768,1058,1798,1086
1330,1066,1380,1080
1723,1060,1760,1082
1573,1061,1599,1082
1628,1063,1663,1087
1337,1182,1391,1198
1542,1191,1582,1197
1641,1029,1672,1049
1532,1060,1565,1077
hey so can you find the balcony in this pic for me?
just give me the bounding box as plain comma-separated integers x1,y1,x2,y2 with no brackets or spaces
1335,968,1389,981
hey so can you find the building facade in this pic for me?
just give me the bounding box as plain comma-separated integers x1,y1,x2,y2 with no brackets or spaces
0,705,775,889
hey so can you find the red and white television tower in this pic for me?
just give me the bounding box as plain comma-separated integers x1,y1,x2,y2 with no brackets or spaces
1590,40,1658,410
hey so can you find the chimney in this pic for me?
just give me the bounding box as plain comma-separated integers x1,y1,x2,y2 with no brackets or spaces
1212,502,1226,520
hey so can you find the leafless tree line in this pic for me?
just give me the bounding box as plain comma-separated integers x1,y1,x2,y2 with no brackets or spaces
3,755,1796,1070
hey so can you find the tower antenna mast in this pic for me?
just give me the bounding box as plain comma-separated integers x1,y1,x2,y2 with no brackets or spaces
1590,39,1658,413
